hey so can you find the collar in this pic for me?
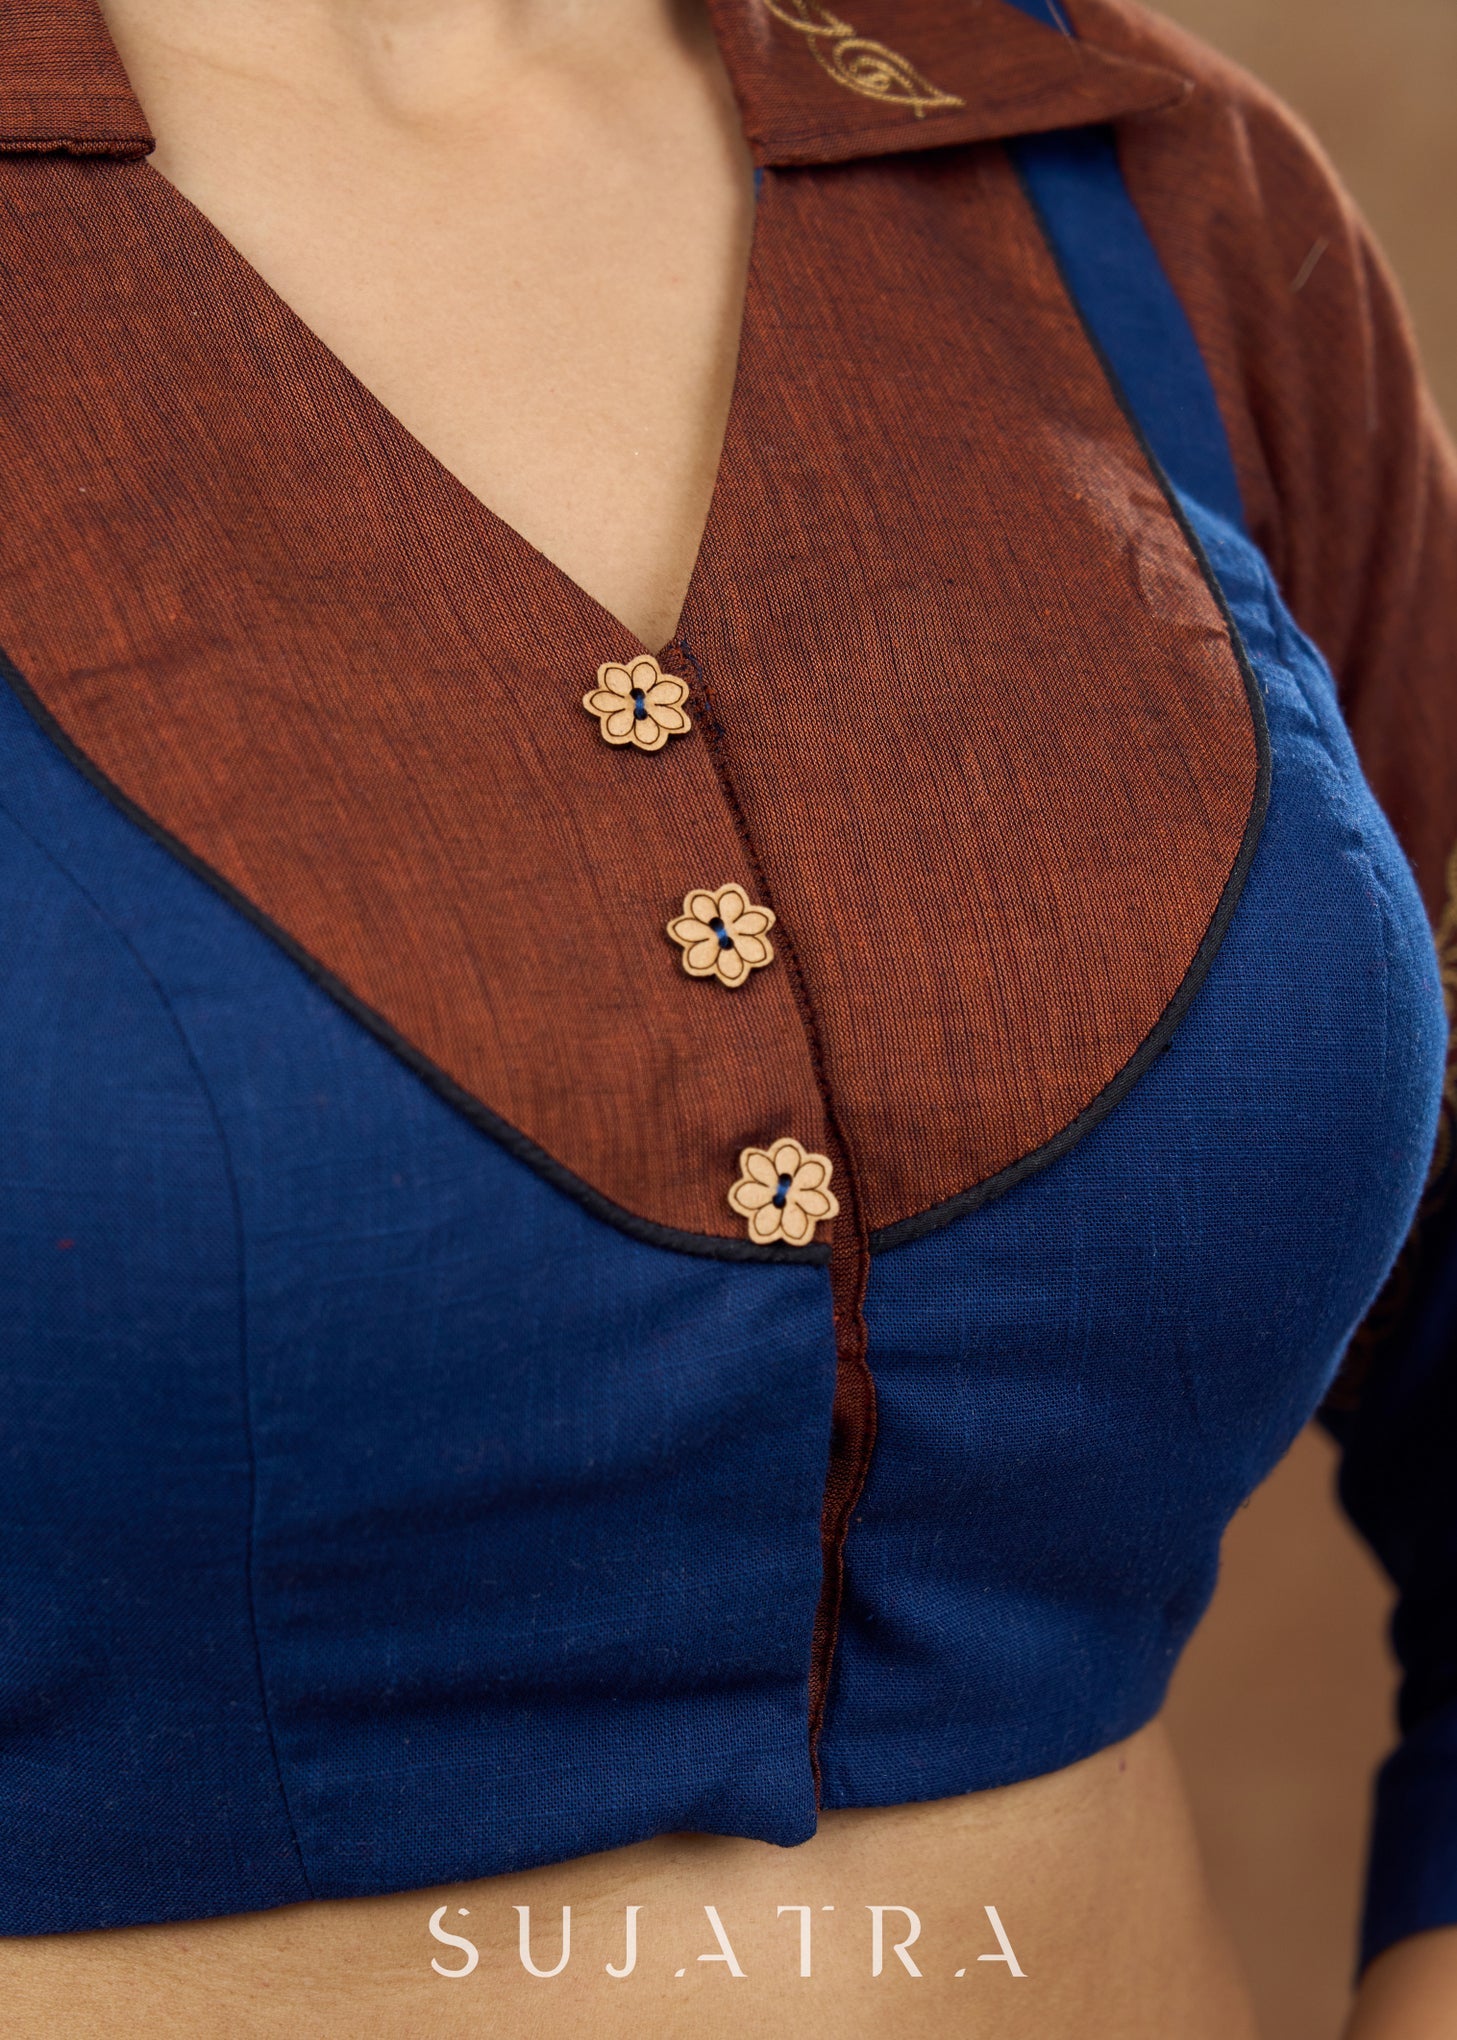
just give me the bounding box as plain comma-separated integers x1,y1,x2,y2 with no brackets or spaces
706,0,1189,165
0,0,1187,165
0,0,152,156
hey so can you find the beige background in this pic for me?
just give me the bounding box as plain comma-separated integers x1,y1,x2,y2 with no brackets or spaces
1149,4,1457,2037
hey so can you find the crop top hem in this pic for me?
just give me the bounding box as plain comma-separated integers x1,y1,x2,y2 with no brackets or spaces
1361,1701,1457,1974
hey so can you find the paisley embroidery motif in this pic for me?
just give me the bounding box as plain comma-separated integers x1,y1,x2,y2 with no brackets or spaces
760,0,964,117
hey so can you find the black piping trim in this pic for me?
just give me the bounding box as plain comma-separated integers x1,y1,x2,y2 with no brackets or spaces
0,652,829,1268
3,148,1264,1274
868,150,1272,1253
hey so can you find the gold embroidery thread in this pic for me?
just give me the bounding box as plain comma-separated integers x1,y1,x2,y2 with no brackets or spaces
760,0,964,118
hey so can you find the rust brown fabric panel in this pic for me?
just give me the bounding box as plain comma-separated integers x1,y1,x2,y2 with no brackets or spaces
0,101,1257,1248
684,147,1258,1236
705,0,1187,167
1078,0,1457,925
0,0,152,155
0,155,826,1244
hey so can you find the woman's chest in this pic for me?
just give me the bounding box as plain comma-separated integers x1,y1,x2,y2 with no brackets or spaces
0,125,1445,1926
0,550,1438,1906
0,141,1280,1249
0,135,1441,1417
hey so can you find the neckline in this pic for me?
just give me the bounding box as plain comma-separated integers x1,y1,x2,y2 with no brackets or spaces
0,1,1197,170
132,143,761,665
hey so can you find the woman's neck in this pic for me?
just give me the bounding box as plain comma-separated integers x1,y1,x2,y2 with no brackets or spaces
99,0,711,125
91,0,749,649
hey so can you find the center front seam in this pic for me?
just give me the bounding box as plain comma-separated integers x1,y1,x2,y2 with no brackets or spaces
673,630,877,1801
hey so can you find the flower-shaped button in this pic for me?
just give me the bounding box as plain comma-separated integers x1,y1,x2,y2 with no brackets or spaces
728,1138,839,1247
581,653,692,752
666,885,776,988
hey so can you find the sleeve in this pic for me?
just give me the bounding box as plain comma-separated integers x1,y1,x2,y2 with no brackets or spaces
1072,0,1457,1974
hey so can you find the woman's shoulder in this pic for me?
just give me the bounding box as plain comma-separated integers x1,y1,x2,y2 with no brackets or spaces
1065,0,1375,338
1068,0,1457,905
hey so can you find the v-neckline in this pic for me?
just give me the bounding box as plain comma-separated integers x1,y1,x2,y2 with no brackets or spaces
132,150,762,664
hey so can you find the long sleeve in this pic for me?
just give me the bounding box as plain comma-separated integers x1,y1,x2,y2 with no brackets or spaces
1071,0,1457,1971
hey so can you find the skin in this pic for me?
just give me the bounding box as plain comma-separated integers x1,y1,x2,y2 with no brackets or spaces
6,1722,1258,2038
6,0,1451,2028
1348,1930,1457,2040
101,0,755,655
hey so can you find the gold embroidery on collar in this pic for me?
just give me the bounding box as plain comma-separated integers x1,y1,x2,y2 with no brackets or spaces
760,1,965,118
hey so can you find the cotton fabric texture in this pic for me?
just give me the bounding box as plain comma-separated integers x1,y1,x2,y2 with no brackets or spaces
0,0,1454,1978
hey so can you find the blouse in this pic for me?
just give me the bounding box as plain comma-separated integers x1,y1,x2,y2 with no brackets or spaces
1,0,1455,1974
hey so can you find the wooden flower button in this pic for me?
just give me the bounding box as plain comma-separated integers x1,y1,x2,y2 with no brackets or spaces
581,653,692,752
728,1139,839,1246
666,885,776,988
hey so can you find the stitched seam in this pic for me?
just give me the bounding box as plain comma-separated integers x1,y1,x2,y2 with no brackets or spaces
751,65,1190,156
673,632,876,1802
0,89,147,101
0,791,316,1897
0,140,152,158
850,146,1277,1256
0,659,822,1265
1322,841,1452,1415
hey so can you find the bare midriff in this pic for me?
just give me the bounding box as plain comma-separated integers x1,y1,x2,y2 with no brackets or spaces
4,1720,1258,2039
15,11,1255,2038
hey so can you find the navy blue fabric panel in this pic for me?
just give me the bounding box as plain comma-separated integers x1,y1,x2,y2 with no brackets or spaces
1337,1178,1457,1736
1013,126,1250,534
0,676,838,1930
997,0,1071,27
1017,92,1457,1964
1332,1169,1457,1967
998,0,1248,531
2,90,1447,1946
1363,1701,1457,1968
817,491,1446,1807
0,799,311,1922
